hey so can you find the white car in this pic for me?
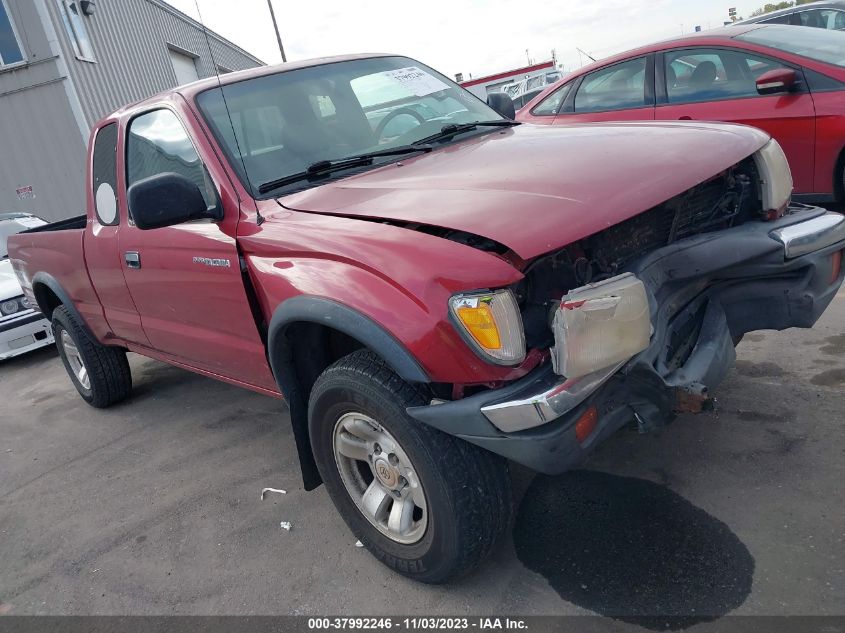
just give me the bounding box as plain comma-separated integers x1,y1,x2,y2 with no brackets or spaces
0,213,54,360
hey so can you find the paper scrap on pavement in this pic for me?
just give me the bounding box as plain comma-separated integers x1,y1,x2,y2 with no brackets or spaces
280,522,292,531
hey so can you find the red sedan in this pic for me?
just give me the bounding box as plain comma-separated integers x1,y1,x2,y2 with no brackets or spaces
517,25,845,203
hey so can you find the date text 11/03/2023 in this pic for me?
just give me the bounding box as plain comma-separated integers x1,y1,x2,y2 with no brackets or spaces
307,618,528,630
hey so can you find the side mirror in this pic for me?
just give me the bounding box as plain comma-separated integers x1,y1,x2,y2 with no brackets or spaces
128,172,220,230
487,92,516,120
756,68,798,96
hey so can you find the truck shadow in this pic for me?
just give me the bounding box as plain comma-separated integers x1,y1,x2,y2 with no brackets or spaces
512,470,754,630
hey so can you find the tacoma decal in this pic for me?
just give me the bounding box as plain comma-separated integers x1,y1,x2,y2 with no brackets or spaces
192,256,231,268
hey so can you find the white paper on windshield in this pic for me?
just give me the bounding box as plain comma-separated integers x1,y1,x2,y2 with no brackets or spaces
381,67,449,97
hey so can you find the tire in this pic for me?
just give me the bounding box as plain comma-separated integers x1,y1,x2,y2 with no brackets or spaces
308,350,512,584
52,305,132,408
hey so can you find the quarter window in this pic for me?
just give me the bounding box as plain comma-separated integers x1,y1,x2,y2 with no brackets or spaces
531,83,572,116
0,0,25,68
57,0,95,62
92,123,119,225
126,109,217,216
574,57,648,113
665,48,794,104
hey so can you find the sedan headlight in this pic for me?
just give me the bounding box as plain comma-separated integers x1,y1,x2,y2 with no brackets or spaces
753,138,792,219
0,296,30,317
449,289,526,365
1,298,22,316
551,273,651,378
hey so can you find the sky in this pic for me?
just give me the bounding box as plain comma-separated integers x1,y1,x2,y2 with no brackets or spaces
164,0,772,80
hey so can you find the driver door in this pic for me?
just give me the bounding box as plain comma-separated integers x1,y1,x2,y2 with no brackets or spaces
117,106,275,390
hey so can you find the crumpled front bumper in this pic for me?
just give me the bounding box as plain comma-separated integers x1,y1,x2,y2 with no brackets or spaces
407,206,845,474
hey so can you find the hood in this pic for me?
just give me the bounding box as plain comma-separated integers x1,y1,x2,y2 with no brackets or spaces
280,121,770,260
0,259,23,300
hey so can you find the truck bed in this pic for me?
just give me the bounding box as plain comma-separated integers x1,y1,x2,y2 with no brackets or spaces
19,214,87,234
6,217,104,330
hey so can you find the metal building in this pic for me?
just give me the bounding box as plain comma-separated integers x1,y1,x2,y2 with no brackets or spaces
0,0,264,221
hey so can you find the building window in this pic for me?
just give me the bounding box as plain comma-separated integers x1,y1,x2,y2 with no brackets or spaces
168,47,200,85
0,0,25,68
57,0,95,62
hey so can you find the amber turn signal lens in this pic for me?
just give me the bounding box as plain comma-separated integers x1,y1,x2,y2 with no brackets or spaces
831,250,843,285
575,406,598,444
456,303,502,350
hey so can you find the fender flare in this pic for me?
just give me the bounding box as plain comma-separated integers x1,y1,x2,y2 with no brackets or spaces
267,296,430,386
31,272,95,339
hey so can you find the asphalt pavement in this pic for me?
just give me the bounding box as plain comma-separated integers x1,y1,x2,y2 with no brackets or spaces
1,288,843,627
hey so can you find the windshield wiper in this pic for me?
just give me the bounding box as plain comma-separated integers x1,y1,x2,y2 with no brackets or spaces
258,144,433,194
412,120,520,146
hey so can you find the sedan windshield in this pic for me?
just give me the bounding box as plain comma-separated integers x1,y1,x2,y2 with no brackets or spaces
196,56,504,197
736,25,845,67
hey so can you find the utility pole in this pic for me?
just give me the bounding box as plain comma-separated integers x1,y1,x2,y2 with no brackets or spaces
267,0,287,63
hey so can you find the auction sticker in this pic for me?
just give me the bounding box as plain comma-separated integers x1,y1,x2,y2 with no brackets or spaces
381,66,449,97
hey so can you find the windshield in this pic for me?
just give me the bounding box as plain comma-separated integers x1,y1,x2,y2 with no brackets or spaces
196,56,504,197
0,215,45,259
736,25,845,66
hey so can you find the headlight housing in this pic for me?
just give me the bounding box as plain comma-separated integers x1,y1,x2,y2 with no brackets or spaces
1,296,29,316
449,289,526,365
551,273,651,378
753,138,792,219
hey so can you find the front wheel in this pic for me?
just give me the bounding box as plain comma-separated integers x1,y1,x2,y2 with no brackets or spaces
308,350,513,583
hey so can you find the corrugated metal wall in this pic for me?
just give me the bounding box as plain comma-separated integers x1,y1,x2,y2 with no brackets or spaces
0,81,87,221
43,0,265,128
0,0,84,221
0,0,263,221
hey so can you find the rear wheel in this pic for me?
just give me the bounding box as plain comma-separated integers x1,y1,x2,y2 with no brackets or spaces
308,350,512,583
52,305,132,408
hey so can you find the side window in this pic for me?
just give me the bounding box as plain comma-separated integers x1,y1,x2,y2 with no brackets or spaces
126,109,216,216
664,48,791,104
790,9,824,28
574,57,647,113
92,123,118,226
0,0,24,67
531,83,572,116
760,14,791,24
56,0,95,61
820,9,845,29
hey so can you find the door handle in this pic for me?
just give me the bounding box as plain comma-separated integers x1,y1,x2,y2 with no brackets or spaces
125,251,141,269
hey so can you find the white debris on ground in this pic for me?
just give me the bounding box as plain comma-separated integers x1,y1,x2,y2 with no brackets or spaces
355,540,364,548
260,487,287,500
280,521,292,531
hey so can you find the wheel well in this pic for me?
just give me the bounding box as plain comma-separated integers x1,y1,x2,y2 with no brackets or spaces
32,283,62,319
270,322,369,491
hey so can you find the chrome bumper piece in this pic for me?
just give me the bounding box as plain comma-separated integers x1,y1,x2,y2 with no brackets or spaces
480,362,622,433
770,211,845,258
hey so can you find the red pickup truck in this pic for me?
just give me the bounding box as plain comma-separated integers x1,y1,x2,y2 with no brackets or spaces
8,54,845,583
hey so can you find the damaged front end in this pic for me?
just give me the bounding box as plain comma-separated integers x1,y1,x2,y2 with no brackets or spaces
407,145,845,475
